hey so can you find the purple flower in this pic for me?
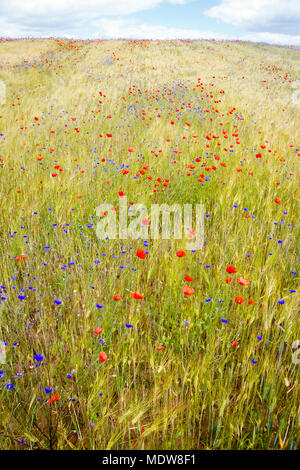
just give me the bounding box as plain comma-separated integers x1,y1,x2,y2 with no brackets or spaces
34,354,44,362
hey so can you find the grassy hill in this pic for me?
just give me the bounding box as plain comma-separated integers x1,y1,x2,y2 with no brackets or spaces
0,38,299,450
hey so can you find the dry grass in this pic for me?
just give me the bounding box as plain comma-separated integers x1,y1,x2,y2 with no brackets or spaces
0,38,299,450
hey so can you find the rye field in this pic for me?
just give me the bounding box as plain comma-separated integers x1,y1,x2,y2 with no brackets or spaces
0,38,299,450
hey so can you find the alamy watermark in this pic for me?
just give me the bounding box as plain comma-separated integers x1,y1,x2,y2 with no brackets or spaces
291,79,300,106
291,340,300,365
0,300,5,364
0,340,6,365
95,196,205,250
0,78,6,105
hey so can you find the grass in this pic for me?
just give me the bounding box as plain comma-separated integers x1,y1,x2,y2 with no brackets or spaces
0,38,299,450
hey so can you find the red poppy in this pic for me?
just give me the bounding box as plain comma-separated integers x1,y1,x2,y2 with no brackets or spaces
113,295,122,301
185,275,193,282
176,250,186,258
183,286,194,296
94,328,103,335
48,393,60,403
235,296,245,304
136,248,147,259
131,292,144,300
226,265,237,273
99,352,107,363
237,277,250,286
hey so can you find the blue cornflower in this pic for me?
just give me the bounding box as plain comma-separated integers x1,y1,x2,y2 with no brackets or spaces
34,354,44,361
5,383,14,390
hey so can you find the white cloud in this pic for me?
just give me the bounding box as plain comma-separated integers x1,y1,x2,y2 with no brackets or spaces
242,31,300,46
0,0,299,45
92,18,300,44
0,0,189,37
205,0,300,36
93,17,225,40
0,0,161,18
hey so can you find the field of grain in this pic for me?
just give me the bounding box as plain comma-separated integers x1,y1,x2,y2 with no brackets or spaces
0,38,299,450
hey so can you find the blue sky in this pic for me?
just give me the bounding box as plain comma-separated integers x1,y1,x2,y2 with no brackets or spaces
0,0,299,45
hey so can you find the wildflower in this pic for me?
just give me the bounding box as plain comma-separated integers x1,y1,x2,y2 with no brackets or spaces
235,296,245,304
99,351,107,363
94,328,103,335
176,250,186,257
136,248,147,259
226,265,237,273
183,286,194,296
34,354,44,362
48,393,60,403
5,383,14,390
130,291,144,300
237,277,250,286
